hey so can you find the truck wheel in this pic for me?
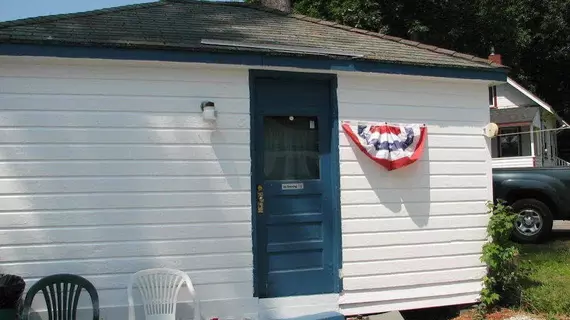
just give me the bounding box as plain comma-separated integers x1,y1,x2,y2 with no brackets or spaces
511,199,553,244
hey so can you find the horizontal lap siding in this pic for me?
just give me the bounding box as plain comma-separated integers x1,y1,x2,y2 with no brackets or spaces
337,74,491,314
496,84,533,108
492,156,535,168
0,59,254,317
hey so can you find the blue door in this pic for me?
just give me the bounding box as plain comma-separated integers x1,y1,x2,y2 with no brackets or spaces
250,71,341,298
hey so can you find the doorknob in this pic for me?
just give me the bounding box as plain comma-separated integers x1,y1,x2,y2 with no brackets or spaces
257,185,264,214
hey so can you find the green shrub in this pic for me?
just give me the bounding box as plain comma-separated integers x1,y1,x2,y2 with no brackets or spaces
479,201,527,314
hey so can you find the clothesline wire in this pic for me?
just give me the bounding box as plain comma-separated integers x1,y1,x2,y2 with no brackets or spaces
341,121,569,136
495,126,570,137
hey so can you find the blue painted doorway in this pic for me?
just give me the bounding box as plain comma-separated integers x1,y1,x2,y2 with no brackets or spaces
250,70,341,298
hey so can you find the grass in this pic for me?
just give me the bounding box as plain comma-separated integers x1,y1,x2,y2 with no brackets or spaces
519,238,570,316
399,234,570,320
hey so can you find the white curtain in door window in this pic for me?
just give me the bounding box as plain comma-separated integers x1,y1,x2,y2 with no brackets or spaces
263,117,319,181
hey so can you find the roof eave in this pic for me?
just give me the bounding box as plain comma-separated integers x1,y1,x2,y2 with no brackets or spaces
506,77,569,127
0,41,507,82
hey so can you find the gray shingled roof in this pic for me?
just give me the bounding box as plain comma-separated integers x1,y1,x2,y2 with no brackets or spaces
0,0,504,70
491,106,539,125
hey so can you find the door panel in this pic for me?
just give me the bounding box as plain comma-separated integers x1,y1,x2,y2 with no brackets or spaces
252,74,338,298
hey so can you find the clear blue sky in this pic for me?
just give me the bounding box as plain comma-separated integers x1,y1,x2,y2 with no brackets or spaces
0,0,238,22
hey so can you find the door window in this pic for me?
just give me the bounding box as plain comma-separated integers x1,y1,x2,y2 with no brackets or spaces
263,116,320,180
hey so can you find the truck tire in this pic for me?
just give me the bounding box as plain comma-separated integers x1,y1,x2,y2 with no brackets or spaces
511,198,553,244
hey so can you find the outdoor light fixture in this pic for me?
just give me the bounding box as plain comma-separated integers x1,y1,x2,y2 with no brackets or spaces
201,101,216,121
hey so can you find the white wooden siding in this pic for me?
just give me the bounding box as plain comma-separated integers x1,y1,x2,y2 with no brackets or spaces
337,73,491,314
0,57,494,318
492,156,535,168
496,83,534,108
0,58,256,319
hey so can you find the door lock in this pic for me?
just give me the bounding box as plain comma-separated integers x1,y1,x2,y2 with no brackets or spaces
257,185,264,214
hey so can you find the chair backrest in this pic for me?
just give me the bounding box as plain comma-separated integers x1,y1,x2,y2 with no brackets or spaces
22,274,99,320
128,268,200,320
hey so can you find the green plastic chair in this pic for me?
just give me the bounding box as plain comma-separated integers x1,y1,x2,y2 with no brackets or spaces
21,274,99,320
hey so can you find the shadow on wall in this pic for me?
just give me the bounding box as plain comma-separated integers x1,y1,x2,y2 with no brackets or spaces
0,5,283,315
212,127,249,190
349,136,431,228
0,108,249,319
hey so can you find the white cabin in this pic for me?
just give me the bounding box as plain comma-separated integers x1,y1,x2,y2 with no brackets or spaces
0,1,506,319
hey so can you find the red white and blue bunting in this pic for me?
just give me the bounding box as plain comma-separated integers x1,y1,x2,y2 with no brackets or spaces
342,122,427,171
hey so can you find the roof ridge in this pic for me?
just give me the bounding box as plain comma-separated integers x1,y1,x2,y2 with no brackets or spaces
0,1,166,29
240,3,504,69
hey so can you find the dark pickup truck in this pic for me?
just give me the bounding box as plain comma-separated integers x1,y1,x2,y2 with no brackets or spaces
493,167,570,243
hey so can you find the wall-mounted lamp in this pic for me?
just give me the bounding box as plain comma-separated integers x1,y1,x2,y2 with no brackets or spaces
201,101,216,121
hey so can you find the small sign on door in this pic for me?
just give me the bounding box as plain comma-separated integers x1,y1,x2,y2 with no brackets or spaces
282,183,304,190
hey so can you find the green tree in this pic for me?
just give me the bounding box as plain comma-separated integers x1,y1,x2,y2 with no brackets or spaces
294,0,382,31
291,0,570,120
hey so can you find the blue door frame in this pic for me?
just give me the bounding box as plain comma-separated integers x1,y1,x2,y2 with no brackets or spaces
249,70,342,298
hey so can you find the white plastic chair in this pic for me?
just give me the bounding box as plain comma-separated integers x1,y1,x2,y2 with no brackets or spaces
128,268,201,320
